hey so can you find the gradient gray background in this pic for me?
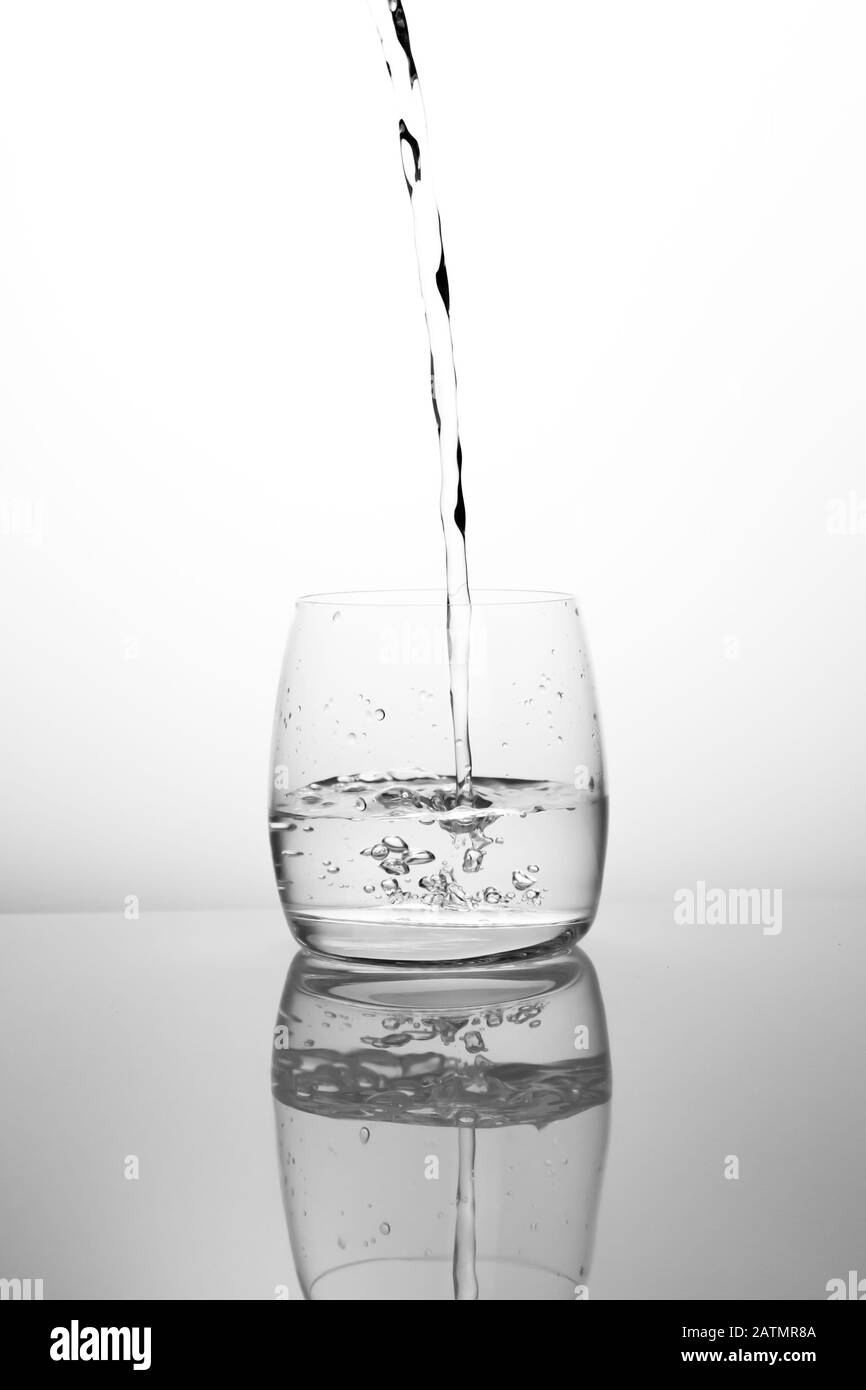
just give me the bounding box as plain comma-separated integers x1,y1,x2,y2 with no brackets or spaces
1,0,865,912
1,0,864,1301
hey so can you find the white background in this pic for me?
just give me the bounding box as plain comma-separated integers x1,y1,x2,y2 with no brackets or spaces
1,0,864,912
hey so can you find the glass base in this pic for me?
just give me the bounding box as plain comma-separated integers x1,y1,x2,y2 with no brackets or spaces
284,906,595,964
309,1256,579,1300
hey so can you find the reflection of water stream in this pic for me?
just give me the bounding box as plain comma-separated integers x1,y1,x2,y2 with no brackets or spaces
272,945,612,1300
454,1123,478,1300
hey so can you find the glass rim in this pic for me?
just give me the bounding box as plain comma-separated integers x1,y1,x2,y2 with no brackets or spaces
295,588,576,609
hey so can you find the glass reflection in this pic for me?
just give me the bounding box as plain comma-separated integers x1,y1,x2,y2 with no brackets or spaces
272,944,611,1300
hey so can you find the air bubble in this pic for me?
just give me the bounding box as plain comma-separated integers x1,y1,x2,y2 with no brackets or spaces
379,1222,391,1236
359,1127,370,1144
512,869,536,891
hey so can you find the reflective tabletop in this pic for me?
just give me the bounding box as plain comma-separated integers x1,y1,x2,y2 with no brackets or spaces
1,899,863,1300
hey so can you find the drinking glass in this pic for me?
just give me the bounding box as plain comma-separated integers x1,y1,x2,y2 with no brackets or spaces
272,944,611,1300
269,590,606,962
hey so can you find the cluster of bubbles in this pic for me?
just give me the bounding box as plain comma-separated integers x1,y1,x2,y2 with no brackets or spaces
362,854,546,912
361,860,546,913
360,835,436,879
357,1001,545,1055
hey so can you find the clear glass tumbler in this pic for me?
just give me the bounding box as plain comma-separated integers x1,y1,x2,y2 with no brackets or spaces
272,944,611,1300
269,590,607,962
